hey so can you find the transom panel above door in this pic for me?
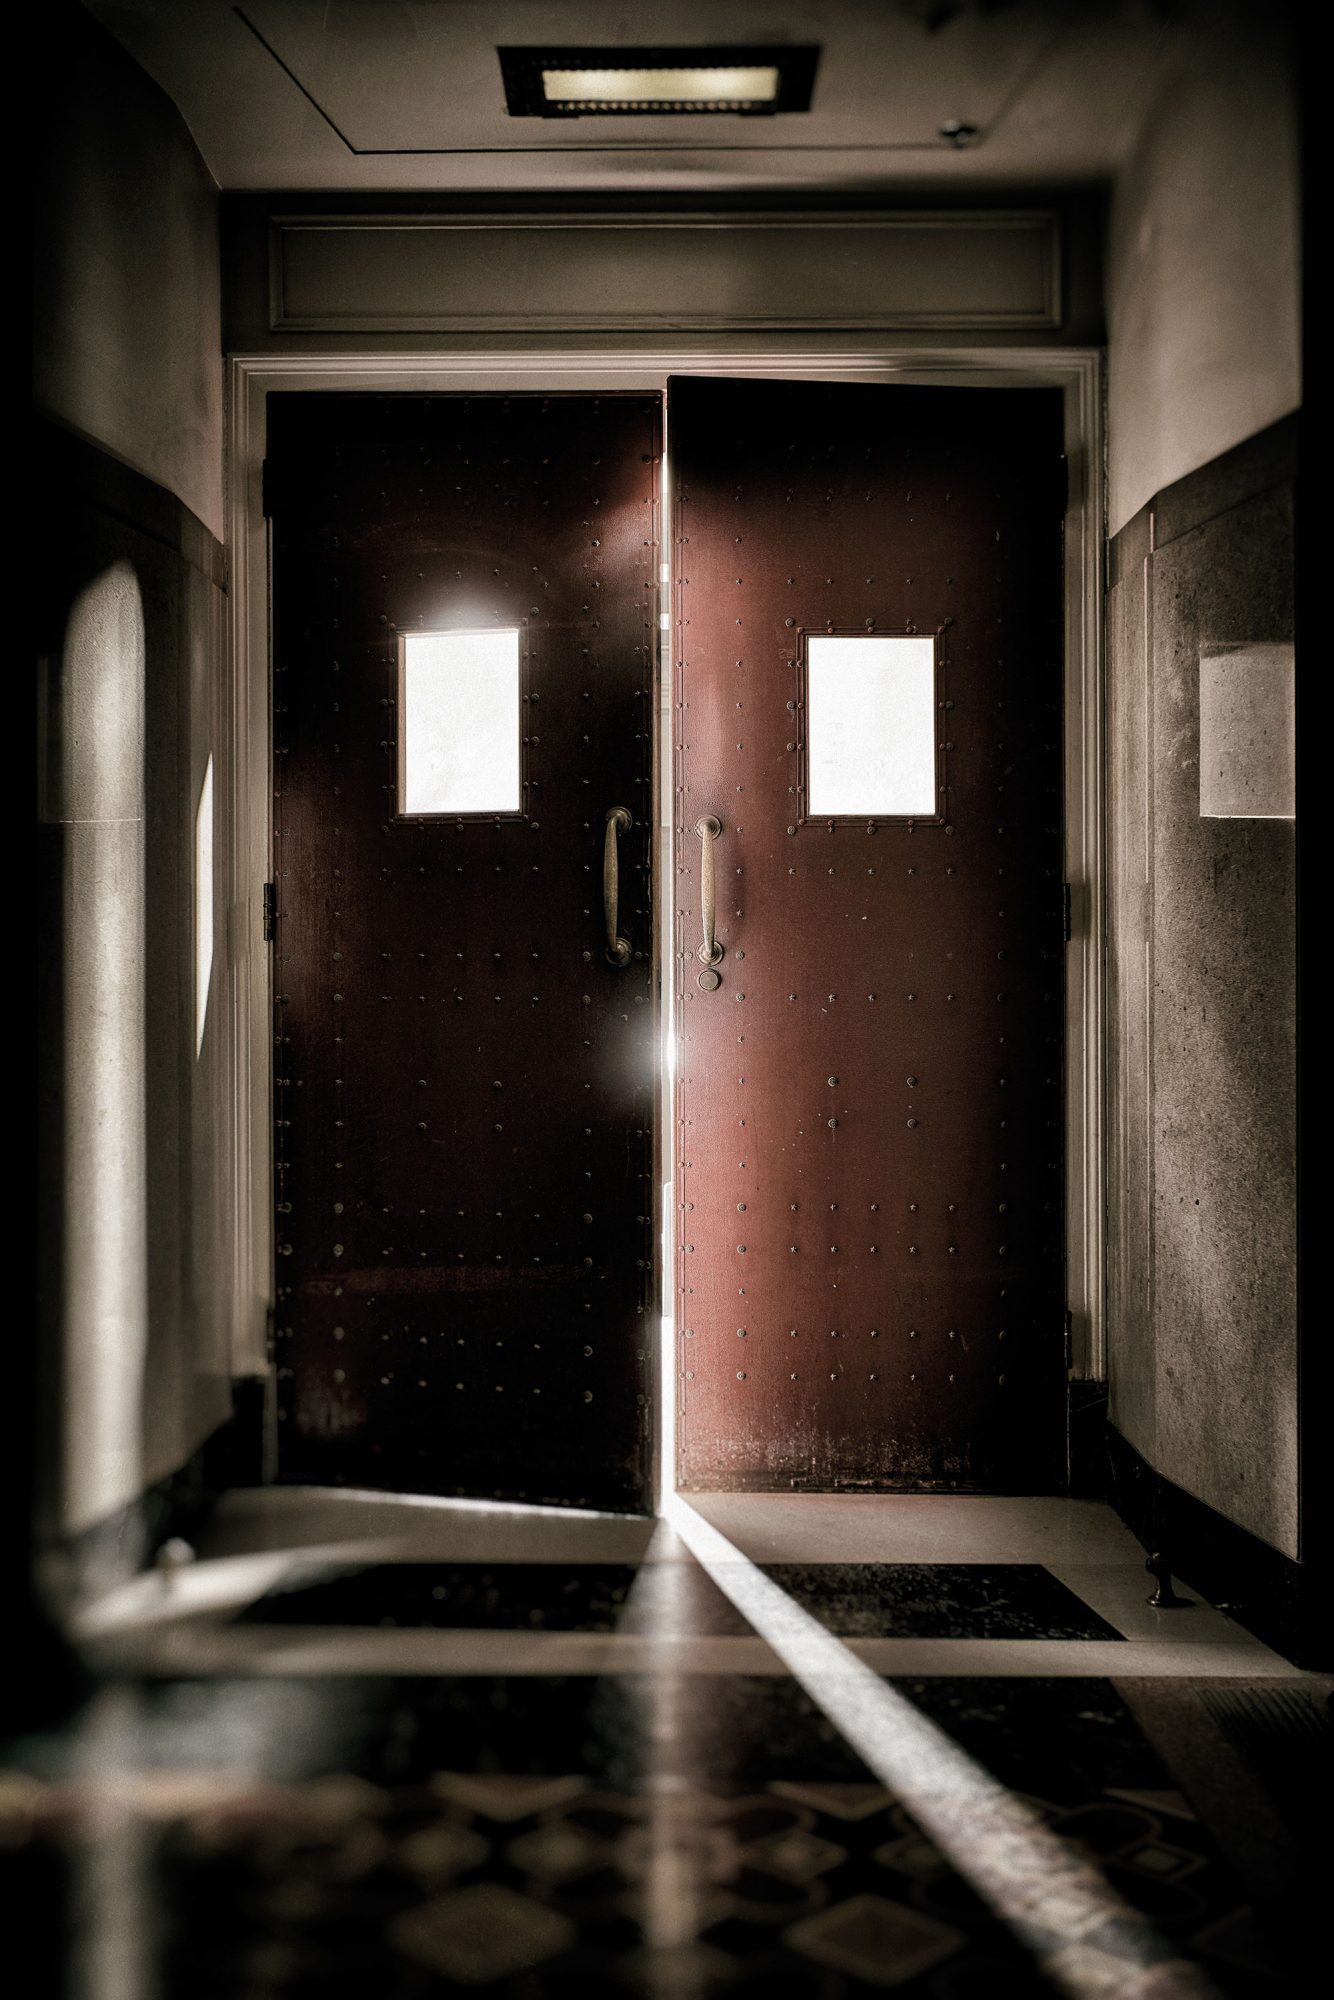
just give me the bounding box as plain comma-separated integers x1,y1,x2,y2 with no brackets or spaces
267,394,659,1510
670,377,1067,1491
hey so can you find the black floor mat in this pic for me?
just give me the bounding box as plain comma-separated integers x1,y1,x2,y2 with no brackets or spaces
232,1560,1121,1642
758,1563,1124,1640
233,1561,755,1635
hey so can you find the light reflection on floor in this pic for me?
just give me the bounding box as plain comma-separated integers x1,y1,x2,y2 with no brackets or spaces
4,1490,1322,1998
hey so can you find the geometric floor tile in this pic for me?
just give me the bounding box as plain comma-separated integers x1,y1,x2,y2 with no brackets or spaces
506,1818,611,1880
1049,1800,1161,1854
428,1773,589,1820
1107,1788,1199,1823
396,1821,491,1882
873,1830,950,1880
768,1781,895,1821
1,1668,1289,1997
389,1883,575,1983
1017,1874,1130,1942
612,1942,741,1996
1124,1840,1206,1882
784,1893,966,1987
1190,1907,1278,1976
743,1824,848,1881
1041,1942,1209,1999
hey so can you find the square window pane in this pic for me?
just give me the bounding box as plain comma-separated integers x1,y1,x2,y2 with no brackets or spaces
400,628,521,816
806,634,937,817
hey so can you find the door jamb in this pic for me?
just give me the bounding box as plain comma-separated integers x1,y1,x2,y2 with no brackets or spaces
225,347,1106,1466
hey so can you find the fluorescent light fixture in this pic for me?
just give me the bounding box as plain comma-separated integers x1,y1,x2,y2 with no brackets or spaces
542,65,781,109
500,45,819,118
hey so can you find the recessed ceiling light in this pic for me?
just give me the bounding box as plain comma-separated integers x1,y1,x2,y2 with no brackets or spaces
499,45,820,118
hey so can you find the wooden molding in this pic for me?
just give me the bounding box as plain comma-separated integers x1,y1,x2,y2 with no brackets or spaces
267,210,1062,334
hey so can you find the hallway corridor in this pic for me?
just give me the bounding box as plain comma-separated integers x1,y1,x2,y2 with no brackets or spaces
29,5,1310,1995
6,1495,1325,1996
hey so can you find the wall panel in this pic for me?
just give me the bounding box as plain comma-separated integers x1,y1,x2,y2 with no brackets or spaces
1106,416,1297,1557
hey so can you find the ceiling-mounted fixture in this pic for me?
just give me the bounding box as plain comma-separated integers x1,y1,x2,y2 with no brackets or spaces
498,45,820,118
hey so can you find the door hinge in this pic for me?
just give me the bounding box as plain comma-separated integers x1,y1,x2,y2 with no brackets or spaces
261,457,274,519
262,881,277,941
1064,1307,1074,1369
1062,882,1073,942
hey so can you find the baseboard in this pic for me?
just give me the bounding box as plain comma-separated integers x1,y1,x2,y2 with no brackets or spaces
55,1380,267,1600
1067,1379,1109,1498
1104,1425,1325,1670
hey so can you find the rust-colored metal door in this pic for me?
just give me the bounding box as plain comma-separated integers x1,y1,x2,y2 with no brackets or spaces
671,378,1066,1491
268,393,659,1510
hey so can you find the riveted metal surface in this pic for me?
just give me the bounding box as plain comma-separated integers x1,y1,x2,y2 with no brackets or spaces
670,377,1065,1492
269,393,658,1510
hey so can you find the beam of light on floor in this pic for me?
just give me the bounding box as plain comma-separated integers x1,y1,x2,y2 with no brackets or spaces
72,1688,152,2000
242,1485,649,1522
627,1522,710,1966
656,420,678,1522
665,1495,1221,2000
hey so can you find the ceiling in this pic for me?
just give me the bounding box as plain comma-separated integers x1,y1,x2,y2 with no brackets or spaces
83,0,1195,194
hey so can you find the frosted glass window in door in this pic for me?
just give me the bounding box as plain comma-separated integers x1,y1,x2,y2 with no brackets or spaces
399,628,521,815
806,634,937,817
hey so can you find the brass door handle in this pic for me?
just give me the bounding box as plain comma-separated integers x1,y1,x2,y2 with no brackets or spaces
696,816,724,969
604,807,633,965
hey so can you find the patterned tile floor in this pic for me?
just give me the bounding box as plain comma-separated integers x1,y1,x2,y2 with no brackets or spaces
232,1560,1121,1642
5,1493,1326,1997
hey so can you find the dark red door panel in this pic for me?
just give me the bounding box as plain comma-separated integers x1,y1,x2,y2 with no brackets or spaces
671,378,1065,1491
269,394,659,1510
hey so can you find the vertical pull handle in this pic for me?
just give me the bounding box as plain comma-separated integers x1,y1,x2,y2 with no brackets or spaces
696,816,724,969
603,807,633,965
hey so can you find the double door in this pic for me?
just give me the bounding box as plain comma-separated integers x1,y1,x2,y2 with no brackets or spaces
268,382,1066,1510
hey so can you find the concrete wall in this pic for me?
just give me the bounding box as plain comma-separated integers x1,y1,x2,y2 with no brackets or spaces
34,7,231,1540
1104,5,1300,1559
34,4,223,539
1105,4,1299,535
1106,417,1297,1557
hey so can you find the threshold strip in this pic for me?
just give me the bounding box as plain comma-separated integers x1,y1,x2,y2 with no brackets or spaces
665,1495,1220,2000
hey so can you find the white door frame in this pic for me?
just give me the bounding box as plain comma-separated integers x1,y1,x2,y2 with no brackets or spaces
224,346,1105,1439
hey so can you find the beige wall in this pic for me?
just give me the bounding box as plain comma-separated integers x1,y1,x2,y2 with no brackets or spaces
1103,7,1300,1559
1106,423,1298,1558
1106,4,1299,535
35,8,232,1540
34,6,223,539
